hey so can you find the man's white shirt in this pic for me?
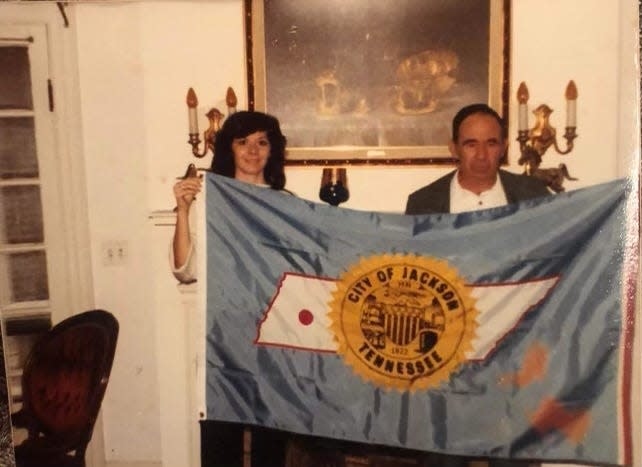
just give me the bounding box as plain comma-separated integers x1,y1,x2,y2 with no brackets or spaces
449,170,507,213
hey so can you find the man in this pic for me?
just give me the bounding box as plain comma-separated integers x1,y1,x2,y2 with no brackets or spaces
406,103,550,215
406,103,548,467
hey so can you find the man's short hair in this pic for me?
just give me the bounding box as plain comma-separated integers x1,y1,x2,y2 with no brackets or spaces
452,103,506,142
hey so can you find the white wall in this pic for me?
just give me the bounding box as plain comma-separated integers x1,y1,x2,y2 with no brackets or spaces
510,0,620,184
74,3,163,463
68,0,640,465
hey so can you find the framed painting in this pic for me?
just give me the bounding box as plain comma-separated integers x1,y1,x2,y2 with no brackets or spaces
245,0,510,165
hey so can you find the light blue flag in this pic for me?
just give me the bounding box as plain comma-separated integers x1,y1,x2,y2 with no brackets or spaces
205,174,636,465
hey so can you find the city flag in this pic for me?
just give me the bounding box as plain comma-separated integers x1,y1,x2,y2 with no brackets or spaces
205,174,637,465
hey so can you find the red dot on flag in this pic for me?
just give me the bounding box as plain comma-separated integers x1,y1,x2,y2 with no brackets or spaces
298,309,314,326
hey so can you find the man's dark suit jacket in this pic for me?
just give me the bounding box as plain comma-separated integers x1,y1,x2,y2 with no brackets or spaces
403,169,547,467
405,169,551,215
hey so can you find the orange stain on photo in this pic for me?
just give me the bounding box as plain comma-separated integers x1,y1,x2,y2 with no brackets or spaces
529,397,592,444
498,341,549,388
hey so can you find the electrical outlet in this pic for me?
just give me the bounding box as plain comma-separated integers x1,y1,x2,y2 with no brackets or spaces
102,240,128,266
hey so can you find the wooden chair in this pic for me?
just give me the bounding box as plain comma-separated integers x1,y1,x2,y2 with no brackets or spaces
11,309,119,467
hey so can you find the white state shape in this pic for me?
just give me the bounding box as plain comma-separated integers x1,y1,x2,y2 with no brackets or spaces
257,273,338,351
257,274,558,361
467,277,558,360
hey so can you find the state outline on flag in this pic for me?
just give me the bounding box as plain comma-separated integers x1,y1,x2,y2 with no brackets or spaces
255,270,560,363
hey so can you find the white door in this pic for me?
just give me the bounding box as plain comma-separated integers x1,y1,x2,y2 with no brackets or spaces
0,3,100,464
0,22,76,409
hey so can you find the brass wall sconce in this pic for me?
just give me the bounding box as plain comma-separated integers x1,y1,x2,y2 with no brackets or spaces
516,80,578,158
319,168,349,206
184,88,351,207
516,81,579,192
186,86,237,158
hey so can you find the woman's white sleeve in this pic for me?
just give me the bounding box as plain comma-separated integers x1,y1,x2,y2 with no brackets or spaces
169,236,197,283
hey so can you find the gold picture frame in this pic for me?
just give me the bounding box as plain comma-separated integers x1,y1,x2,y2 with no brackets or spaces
245,0,510,166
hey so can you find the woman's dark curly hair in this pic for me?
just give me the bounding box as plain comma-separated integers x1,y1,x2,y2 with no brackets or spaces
211,111,287,190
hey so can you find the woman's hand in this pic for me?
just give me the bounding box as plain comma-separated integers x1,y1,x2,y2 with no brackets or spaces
172,175,202,270
173,176,202,212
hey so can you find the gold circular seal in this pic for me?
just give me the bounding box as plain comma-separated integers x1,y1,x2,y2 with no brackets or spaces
329,254,478,391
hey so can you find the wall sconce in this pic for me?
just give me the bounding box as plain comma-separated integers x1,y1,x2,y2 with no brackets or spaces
319,168,349,206
186,86,237,158
516,80,578,158
516,81,579,192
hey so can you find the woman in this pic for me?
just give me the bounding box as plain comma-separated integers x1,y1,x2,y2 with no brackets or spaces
171,110,292,467
174,109,439,467
171,110,287,284
171,110,426,467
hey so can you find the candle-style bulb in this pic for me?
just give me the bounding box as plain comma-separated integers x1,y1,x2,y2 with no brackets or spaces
226,87,238,109
517,82,529,104
516,82,529,131
226,87,238,115
565,80,578,128
565,80,578,100
187,87,198,108
187,87,199,134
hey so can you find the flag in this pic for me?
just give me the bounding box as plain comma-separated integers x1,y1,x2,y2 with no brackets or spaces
205,174,637,465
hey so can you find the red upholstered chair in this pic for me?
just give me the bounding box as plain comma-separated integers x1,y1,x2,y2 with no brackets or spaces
11,309,119,467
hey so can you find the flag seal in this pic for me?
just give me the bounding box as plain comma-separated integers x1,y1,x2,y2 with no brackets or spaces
329,254,478,391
